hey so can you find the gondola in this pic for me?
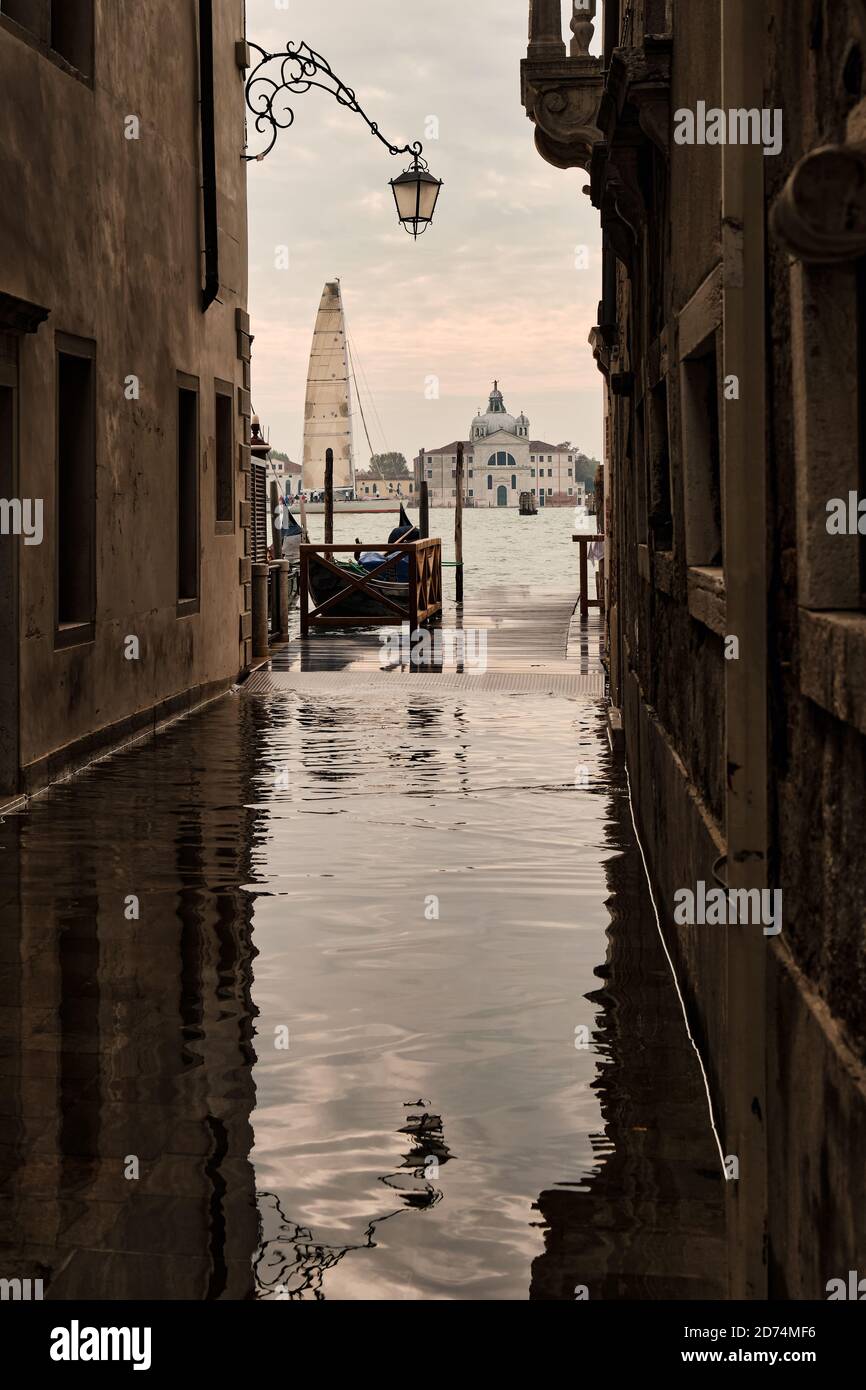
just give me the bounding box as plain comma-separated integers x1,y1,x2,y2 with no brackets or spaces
279,508,304,562
305,506,418,622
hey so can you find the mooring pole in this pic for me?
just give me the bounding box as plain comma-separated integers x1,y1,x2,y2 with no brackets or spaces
251,562,270,659
275,559,290,640
419,479,430,539
455,442,464,605
324,448,334,546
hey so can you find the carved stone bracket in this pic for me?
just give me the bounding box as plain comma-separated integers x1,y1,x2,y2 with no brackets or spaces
588,321,617,378
590,42,672,272
770,142,866,263
521,55,604,172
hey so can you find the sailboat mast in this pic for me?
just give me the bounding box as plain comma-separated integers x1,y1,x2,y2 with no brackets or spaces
348,335,378,480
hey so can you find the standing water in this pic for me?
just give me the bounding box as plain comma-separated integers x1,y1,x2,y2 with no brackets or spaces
0,507,725,1299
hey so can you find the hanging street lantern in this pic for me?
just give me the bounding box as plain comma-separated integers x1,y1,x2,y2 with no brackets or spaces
389,151,444,239
242,40,443,240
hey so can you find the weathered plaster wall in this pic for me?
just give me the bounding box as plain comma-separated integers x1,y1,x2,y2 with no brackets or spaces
0,0,249,780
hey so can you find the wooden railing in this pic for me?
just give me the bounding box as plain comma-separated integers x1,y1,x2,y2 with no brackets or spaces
299,538,442,635
572,532,605,622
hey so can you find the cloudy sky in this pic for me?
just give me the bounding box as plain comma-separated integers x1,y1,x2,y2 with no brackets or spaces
246,0,603,465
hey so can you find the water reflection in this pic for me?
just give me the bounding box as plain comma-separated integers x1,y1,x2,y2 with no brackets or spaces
0,684,724,1300
0,705,261,1299
528,781,725,1300
254,1102,454,1299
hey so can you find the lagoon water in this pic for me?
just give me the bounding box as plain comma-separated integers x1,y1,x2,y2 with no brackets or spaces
0,504,726,1300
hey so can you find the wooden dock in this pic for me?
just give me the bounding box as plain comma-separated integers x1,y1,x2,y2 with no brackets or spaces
246,585,606,696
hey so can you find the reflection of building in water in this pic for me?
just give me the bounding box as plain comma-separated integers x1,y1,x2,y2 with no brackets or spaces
0,702,264,1299
529,775,726,1301
254,1104,454,1299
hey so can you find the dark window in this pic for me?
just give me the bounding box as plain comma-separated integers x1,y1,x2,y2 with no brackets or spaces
50,0,93,74
859,258,866,606
177,381,199,606
681,339,723,567
214,382,233,528
487,475,493,490
3,1,94,75
511,474,517,490
635,401,648,543
648,378,673,551
56,340,95,635
0,338,17,795
2,1,50,43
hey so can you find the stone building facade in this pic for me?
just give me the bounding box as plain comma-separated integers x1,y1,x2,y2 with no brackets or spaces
0,0,252,801
524,0,866,1298
415,383,587,508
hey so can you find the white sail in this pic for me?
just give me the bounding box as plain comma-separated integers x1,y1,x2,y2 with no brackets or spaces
302,280,354,492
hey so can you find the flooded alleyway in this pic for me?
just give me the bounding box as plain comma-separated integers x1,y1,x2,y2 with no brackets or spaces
0,522,726,1300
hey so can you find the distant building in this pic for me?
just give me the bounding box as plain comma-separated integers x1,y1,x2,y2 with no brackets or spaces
414,382,586,508
355,469,415,499
269,454,303,496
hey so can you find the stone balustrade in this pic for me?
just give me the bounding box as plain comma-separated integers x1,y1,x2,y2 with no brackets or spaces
522,1,602,172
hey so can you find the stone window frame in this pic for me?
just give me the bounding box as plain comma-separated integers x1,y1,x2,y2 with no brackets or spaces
213,377,235,536
0,1,95,86
677,263,727,637
54,331,97,650
176,370,201,619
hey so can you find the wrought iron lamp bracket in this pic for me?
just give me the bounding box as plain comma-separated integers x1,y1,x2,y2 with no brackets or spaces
243,39,427,169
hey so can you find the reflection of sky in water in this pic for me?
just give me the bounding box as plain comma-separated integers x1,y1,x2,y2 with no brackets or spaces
0,502,722,1300
249,694,614,1299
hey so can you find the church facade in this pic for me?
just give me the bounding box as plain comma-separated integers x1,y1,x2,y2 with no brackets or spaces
414,383,586,508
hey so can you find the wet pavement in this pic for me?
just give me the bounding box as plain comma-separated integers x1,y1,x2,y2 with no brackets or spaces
0,551,727,1299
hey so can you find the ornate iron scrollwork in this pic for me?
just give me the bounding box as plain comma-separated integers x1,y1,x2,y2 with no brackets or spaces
243,39,427,169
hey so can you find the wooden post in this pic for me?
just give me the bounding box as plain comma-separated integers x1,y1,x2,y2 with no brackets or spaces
455,442,464,605
275,559,290,639
270,480,282,560
579,537,589,622
324,448,334,545
298,488,309,543
252,562,269,658
419,480,429,539
409,546,419,634
299,548,309,637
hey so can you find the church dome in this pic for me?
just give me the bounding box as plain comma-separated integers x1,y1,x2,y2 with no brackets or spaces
470,381,518,439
